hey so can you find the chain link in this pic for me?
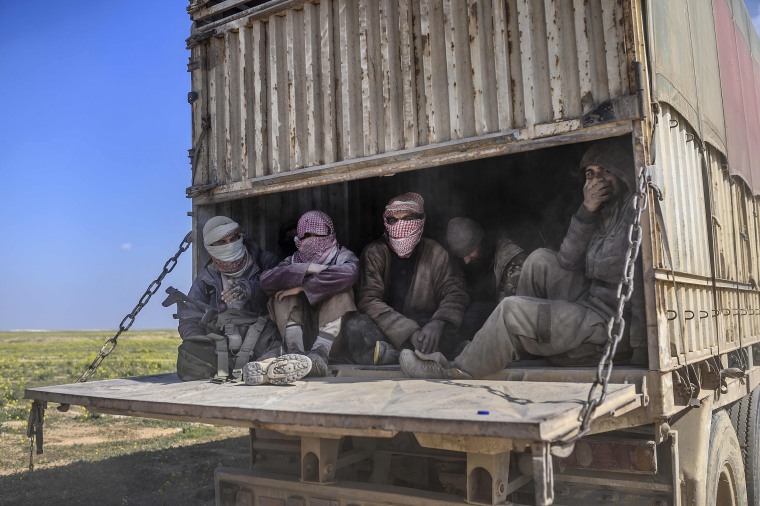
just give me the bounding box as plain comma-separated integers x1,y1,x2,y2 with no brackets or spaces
564,166,650,444
76,232,192,383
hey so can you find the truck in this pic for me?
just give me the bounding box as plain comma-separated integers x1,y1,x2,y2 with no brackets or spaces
25,0,760,504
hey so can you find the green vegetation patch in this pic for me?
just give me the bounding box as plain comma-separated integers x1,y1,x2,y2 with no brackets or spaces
0,330,178,423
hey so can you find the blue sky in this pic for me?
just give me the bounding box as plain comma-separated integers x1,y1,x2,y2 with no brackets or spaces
751,0,760,32
0,2,191,330
1,1,760,331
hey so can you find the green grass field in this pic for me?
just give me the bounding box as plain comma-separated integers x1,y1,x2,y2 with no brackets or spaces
0,330,248,504
0,329,178,423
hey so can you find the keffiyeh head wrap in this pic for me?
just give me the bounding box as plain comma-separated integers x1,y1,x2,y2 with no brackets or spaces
293,210,338,264
384,192,425,258
203,216,249,275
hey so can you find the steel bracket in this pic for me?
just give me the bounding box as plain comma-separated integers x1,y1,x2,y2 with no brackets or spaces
301,436,341,484
466,451,511,505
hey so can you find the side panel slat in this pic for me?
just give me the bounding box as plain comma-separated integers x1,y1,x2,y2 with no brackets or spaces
194,0,631,189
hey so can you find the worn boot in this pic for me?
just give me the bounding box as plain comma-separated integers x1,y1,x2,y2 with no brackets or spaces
399,349,472,379
307,332,334,377
307,350,329,377
374,341,401,365
243,354,312,386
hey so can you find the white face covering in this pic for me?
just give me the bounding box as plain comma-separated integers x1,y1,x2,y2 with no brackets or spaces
205,236,245,263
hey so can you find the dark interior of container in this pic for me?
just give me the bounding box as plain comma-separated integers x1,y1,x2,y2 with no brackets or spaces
205,139,602,263
199,133,646,362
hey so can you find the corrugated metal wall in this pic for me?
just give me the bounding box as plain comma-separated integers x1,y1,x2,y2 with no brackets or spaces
651,105,760,369
189,0,631,195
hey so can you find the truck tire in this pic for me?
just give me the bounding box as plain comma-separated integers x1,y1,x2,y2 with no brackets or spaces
728,387,760,505
707,410,748,506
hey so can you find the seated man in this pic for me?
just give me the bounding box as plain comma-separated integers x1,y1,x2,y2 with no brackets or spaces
401,138,635,378
446,217,527,340
344,192,469,365
171,216,311,385
260,210,359,377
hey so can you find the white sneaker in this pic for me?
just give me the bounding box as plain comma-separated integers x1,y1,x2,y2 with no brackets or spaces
243,354,312,386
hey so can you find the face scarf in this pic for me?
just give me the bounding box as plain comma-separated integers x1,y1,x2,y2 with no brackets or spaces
203,216,249,275
384,192,425,258
293,210,338,264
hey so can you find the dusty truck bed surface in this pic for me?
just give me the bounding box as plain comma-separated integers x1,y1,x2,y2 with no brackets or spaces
25,374,640,442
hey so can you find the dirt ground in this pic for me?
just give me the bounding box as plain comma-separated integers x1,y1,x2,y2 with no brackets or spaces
1,411,251,506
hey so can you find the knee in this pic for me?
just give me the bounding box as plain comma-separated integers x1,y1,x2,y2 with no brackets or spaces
344,313,383,348
523,248,558,272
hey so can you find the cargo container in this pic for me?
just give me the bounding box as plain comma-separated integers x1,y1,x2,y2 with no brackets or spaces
26,0,760,504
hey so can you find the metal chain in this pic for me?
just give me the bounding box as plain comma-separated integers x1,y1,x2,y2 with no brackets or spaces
76,232,192,383
565,165,650,444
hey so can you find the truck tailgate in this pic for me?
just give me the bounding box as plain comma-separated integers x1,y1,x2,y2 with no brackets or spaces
25,374,640,442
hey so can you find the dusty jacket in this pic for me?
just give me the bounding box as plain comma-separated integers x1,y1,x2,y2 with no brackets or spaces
358,238,469,347
558,139,636,319
178,241,278,339
451,237,526,303
260,247,359,306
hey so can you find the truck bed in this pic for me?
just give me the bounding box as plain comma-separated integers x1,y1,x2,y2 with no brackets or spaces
25,373,641,442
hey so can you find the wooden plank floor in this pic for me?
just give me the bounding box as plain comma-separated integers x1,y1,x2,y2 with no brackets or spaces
25,374,639,442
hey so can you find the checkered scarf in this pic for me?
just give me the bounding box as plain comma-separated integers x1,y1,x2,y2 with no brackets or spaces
293,210,338,264
384,193,425,258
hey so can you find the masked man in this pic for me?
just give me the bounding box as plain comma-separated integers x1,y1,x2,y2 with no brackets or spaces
446,217,527,340
401,138,636,379
260,211,359,377
344,192,469,365
171,216,311,385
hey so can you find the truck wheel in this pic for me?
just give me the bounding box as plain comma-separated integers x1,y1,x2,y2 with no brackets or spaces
728,387,760,505
706,410,748,506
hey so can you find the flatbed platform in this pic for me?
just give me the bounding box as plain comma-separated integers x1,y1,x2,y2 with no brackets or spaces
25,373,641,442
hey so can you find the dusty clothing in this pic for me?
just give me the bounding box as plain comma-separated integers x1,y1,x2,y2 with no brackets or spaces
355,238,469,348
178,241,278,340
451,139,636,377
260,247,359,307
453,248,609,377
452,237,527,303
268,290,356,357
450,237,526,341
172,239,281,381
261,246,359,357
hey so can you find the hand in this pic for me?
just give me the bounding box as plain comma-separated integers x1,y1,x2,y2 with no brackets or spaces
306,263,328,274
410,330,424,351
582,177,613,213
418,320,445,354
221,282,250,304
275,286,304,302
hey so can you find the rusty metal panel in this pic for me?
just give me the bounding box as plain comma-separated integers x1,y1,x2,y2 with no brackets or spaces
651,105,750,365
650,104,760,366
189,0,633,198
